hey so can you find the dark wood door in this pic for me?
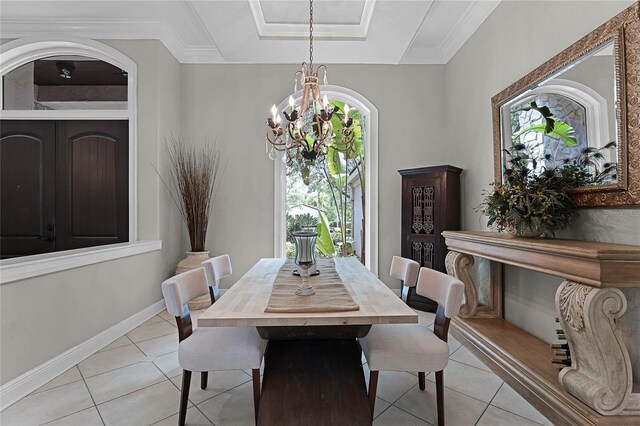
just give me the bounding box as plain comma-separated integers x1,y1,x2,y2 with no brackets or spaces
1,121,56,258
56,120,128,250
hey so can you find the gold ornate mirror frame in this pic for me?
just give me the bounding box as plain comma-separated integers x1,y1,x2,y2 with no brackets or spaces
491,2,640,207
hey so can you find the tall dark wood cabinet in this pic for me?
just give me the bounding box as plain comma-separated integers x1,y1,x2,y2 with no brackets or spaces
399,165,462,311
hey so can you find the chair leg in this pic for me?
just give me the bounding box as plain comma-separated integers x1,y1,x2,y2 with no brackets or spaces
201,371,208,390
252,368,261,424
179,370,192,426
368,370,379,416
418,372,425,390
435,370,444,426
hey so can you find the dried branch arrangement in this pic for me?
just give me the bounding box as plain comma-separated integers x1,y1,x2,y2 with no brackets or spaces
163,137,224,252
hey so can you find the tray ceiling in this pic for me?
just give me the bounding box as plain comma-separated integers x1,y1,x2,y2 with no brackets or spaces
0,0,500,64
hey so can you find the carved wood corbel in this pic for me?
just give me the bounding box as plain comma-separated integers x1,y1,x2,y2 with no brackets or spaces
556,280,637,415
445,251,477,318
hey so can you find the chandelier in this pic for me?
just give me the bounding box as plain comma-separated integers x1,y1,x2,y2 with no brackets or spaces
265,0,355,165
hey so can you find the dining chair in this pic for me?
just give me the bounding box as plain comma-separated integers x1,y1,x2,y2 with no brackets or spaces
390,255,420,305
161,267,267,426
359,267,464,426
201,254,232,304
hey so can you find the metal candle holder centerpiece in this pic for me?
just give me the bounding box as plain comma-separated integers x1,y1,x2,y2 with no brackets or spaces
292,230,318,296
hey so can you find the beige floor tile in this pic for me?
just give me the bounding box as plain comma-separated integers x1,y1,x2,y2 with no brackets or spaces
135,333,179,357
448,335,462,353
78,344,146,378
97,381,188,426
126,321,177,343
197,381,255,426
152,406,213,426
242,359,265,378
85,362,166,404
44,406,104,425
171,370,252,405
395,380,488,426
415,309,435,327
373,397,391,420
449,345,492,372
413,309,436,321
427,360,502,403
154,351,182,378
374,405,429,425
157,309,174,322
32,366,83,394
363,363,420,404
99,336,133,353
477,405,543,426
140,316,165,327
491,383,552,425
1,381,93,426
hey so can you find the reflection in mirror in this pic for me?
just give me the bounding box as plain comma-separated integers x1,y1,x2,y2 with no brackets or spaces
500,40,617,187
2,55,128,110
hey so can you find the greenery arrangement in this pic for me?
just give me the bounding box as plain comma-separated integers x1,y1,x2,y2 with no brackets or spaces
480,102,617,237
479,145,577,236
159,137,224,252
287,99,364,258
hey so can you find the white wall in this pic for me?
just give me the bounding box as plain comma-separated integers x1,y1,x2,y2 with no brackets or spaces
443,0,639,390
180,64,448,289
0,40,184,385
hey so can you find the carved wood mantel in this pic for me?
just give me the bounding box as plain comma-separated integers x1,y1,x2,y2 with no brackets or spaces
442,231,640,425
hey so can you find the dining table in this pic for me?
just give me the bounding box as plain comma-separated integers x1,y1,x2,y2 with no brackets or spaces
198,257,418,426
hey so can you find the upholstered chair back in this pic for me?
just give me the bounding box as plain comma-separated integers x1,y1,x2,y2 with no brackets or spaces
162,267,208,317
201,254,232,304
416,267,464,319
389,256,420,287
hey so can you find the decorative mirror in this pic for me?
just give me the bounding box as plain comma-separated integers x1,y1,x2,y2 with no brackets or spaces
492,3,639,207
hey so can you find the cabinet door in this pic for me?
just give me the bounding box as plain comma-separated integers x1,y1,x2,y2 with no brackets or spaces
55,120,128,250
401,174,442,270
0,121,56,258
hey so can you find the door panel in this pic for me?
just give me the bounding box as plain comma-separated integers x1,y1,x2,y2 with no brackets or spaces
56,120,128,250
0,121,56,258
402,175,441,270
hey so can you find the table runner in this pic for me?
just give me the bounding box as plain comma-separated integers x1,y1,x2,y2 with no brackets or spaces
264,258,360,313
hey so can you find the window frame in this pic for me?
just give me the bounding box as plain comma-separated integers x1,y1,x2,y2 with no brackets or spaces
273,85,379,275
0,36,154,283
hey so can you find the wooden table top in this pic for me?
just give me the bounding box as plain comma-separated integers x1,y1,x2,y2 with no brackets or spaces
198,257,418,327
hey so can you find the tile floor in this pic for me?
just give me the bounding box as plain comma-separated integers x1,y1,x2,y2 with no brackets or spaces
1,309,552,426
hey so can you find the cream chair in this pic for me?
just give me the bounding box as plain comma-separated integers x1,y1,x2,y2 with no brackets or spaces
162,267,267,426
201,254,232,304
359,267,464,426
390,256,420,305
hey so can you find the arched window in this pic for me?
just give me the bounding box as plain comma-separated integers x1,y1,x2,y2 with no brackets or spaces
274,86,379,274
0,36,140,263
502,78,612,173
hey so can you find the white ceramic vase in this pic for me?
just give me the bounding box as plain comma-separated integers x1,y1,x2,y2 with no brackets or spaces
175,251,211,310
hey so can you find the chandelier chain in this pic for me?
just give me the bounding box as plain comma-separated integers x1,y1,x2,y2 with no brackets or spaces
309,0,313,69
265,0,355,165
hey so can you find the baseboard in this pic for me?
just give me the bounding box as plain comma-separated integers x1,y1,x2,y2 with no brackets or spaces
0,299,166,411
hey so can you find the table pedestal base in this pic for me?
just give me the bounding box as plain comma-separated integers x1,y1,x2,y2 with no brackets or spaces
257,339,371,426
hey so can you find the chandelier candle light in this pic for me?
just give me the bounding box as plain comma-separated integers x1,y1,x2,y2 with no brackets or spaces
265,0,355,165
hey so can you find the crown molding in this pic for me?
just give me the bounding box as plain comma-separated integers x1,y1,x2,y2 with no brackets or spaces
248,0,376,40
0,0,499,65
439,0,501,63
0,18,224,63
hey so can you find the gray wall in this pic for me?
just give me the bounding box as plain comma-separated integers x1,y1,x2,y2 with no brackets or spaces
0,40,184,384
443,0,639,390
3,0,639,391
180,64,447,290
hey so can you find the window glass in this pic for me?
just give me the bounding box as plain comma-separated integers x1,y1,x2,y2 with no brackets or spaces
2,56,127,110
